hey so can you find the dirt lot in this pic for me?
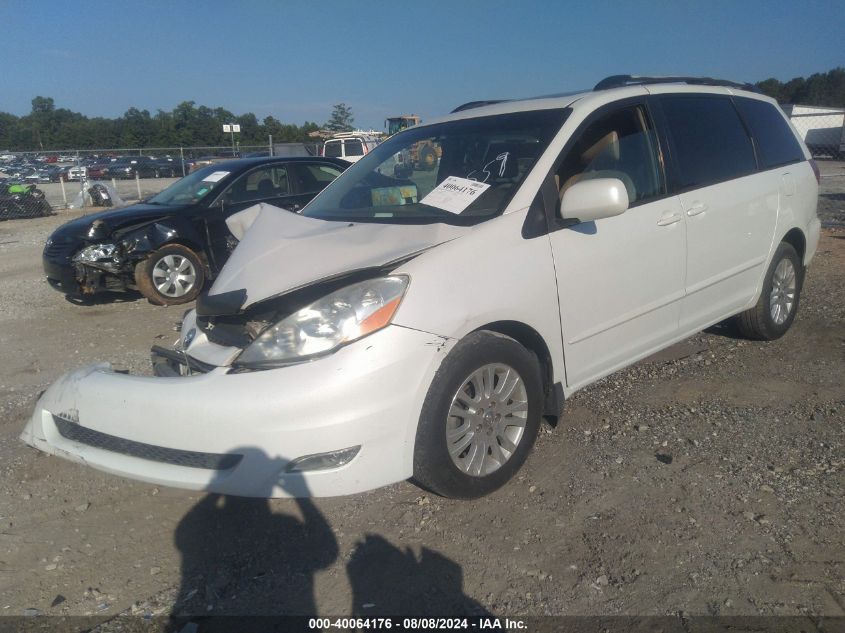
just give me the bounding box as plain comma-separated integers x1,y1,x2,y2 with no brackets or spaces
0,210,843,629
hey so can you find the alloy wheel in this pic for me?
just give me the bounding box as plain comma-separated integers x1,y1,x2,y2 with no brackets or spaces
769,257,796,325
446,363,529,477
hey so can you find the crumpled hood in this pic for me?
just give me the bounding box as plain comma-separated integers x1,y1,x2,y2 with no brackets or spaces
54,203,177,237
210,203,469,308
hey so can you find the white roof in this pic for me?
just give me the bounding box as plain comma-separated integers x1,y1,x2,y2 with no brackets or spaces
421,83,774,128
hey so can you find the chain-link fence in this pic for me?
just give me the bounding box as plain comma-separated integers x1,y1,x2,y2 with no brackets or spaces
0,142,325,218
784,106,845,159
783,106,845,228
817,160,845,228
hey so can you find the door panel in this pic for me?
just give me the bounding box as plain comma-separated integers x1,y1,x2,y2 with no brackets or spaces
655,94,778,331
548,102,686,389
679,173,777,330
552,197,686,387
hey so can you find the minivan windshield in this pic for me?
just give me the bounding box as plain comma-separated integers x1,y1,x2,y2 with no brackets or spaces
146,165,230,206
303,109,568,225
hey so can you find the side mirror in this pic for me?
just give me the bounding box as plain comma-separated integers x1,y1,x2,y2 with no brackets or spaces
559,177,629,223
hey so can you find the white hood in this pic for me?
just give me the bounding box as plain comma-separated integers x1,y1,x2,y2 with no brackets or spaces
215,203,469,308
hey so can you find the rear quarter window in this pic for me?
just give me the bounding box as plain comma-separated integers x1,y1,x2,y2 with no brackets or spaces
660,95,757,190
734,98,805,169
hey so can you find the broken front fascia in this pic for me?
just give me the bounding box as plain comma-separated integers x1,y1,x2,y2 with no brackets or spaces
22,323,458,497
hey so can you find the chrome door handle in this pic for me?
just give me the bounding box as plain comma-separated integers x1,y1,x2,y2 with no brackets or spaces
657,212,682,226
686,202,707,217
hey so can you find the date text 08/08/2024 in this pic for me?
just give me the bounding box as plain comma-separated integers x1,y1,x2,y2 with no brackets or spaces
307,617,528,630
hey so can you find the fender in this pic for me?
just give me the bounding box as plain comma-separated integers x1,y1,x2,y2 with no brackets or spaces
114,216,206,262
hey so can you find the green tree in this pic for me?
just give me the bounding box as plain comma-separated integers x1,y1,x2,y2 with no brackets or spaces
29,96,56,149
756,67,845,107
325,103,354,132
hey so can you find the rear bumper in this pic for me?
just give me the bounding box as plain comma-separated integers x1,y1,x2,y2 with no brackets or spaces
21,325,455,498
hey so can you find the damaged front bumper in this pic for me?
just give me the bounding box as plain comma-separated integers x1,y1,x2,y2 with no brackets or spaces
43,248,133,296
20,325,455,498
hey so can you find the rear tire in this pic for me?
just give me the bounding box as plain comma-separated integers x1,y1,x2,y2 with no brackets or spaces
736,242,803,340
413,331,543,499
135,244,205,306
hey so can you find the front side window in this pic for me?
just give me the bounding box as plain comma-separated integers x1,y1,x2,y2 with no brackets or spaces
556,105,663,205
146,164,230,206
734,98,804,169
302,109,568,225
660,95,757,189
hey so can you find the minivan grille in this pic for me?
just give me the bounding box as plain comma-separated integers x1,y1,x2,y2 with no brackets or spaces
53,414,242,470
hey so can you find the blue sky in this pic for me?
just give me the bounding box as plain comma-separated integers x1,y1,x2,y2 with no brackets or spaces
1,0,843,130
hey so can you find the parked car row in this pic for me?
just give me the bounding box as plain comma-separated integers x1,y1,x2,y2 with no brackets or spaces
21,76,822,503
0,148,325,184
0,154,191,183
84,155,188,179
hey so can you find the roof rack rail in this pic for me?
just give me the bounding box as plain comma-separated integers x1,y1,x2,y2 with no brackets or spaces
593,75,761,93
451,100,508,113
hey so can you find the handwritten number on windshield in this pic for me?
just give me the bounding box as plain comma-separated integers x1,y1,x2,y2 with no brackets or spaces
468,152,509,183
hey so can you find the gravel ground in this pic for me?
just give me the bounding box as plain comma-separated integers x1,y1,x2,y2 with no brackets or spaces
0,210,842,628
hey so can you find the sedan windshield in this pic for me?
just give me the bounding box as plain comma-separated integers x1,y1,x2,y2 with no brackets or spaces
303,109,568,225
147,165,230,206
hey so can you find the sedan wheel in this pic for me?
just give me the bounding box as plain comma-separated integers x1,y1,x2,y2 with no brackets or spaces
135,243,206,305
152,254,197,298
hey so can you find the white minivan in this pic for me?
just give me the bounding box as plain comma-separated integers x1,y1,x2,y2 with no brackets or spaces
23,76,821,499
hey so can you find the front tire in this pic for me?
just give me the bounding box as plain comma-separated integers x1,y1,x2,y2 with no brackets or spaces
135,244,205,306
413,331,543,499
736,241,803,340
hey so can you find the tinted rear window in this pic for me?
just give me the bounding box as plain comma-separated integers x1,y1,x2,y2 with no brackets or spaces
344,139,364,156
734,98,804,169
324,141,342,158
660,95,757,189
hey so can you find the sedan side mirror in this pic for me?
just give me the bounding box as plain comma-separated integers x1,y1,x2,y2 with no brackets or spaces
559,177,629,223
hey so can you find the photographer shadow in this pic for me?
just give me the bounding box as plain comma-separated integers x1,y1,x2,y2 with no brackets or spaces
171,448,337,622
170,447,488,630
347,534,489,617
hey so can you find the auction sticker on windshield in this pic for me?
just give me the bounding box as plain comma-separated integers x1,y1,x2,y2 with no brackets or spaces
202,171,230,183
420,176,490,214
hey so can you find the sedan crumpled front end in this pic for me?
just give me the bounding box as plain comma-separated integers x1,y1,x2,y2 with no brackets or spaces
43,220,131,295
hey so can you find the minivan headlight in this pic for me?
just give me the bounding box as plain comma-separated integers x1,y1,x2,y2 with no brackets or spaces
236,275,409,368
